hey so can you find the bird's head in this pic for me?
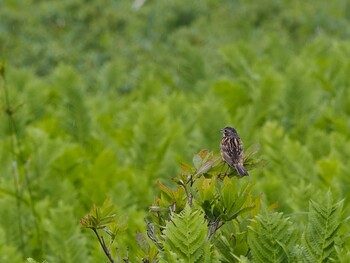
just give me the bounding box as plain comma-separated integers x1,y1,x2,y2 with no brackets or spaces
220,126,237,137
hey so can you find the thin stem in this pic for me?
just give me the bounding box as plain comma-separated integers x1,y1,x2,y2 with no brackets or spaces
92,228,116,263
180,183,192,206
2,62,44,256
207,217,225,240
1,63,25,255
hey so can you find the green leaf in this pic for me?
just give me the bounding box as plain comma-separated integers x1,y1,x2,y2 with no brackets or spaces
301,191,344,262
316,158,340,185
158,181,175,201
157,181,187,213
161,205,216,263
192,149,211,170
213,220,250,262
218,177,253,221
243,144,267,170
248,204,296,263
193,154,203,170
180,162,194,174
195,158,218,177
193,176,216,203
80,198,118,229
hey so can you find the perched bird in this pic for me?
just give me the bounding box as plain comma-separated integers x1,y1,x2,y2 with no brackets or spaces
220,126,249,176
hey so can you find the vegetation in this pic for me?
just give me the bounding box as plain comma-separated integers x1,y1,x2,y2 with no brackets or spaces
1,0,350,262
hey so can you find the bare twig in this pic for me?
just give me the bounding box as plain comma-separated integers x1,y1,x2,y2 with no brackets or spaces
207,217,225,239
180,183,193,206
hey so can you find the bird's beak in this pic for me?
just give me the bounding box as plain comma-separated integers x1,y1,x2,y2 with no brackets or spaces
220,129,224,133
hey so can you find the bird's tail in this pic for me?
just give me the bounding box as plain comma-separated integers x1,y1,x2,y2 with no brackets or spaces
235,163,249,177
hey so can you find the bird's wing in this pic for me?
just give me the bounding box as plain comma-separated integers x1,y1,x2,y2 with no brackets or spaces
221,136,243,166
228,136,243,159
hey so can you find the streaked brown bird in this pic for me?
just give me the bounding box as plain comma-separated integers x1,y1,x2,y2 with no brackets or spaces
220,126,249,176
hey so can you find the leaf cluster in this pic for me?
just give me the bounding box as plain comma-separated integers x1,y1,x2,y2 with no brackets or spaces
0,0,350,262
80,199,128,262
132,151,346,262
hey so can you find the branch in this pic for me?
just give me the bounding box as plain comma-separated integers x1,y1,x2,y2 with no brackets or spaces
92,228,116,263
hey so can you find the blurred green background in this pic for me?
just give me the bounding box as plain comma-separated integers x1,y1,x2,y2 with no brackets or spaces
1,0,350,262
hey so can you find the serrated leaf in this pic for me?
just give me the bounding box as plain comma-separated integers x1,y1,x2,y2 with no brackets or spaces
248,205,295,263
161,205,214,262
301,191,344,262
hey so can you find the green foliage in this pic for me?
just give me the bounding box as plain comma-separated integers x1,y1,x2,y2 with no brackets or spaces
160,205,215,263
80,199,128,262
80,199,124,232
44,202,90,263
246,192,345,263
0,227,22,263
301,192,344,262
0,0,350,262
217,178,253,221
149,149,261,239
248,206,296,263
81,150,346,262
144,149,267,262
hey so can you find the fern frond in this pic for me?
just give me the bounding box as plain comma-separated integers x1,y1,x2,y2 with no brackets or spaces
161,205,216,263
214,235,235,262
248,206,295,263
301,191,343,262
46,203,89,263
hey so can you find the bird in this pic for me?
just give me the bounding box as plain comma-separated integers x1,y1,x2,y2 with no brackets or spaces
220,126,249,176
